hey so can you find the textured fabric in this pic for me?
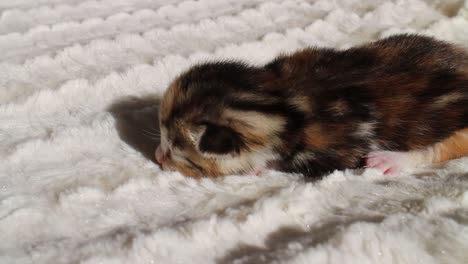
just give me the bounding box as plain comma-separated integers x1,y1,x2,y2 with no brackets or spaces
1,0,468,263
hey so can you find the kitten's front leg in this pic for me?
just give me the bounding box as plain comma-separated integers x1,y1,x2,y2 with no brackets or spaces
282,149,358,178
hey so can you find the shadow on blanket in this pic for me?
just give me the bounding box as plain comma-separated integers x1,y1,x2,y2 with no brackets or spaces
108,95,161,164
217,215,384,264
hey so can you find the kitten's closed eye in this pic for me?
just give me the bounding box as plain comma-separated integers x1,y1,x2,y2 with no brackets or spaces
198,123,243,155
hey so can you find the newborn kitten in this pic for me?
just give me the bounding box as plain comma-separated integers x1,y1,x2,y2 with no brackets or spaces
155,34,468,178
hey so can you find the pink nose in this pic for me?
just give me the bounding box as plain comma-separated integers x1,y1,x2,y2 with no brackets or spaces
155,145,169,165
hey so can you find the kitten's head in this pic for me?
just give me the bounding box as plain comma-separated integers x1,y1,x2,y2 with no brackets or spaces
156,61,299,177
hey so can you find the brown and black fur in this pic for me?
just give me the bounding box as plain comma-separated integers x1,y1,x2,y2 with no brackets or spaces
156,34,468,178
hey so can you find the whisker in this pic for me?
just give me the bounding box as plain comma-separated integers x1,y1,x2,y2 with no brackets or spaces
142,130,161,141
143,129,161,137
142,135,159,142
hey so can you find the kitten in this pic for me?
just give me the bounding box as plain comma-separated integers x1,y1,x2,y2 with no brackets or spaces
155,34,468,178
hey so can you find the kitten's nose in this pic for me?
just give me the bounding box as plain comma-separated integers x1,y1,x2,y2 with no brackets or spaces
155,145,169,165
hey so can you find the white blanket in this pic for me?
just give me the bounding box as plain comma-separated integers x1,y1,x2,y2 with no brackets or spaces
1,0,468,263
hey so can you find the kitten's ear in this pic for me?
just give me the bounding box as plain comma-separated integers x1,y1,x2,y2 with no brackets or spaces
198,123,242,155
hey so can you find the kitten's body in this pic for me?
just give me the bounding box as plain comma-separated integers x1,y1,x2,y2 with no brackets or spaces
156,34,468,178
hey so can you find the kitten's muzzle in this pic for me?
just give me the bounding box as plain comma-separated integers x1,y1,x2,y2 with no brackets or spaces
155,145,170,168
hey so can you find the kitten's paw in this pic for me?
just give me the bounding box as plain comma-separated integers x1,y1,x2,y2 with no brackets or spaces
252,168,264,176
244,168,264,176
365,151,413,175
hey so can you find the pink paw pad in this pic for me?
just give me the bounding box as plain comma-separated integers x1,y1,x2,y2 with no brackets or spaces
245,168,264,176
366,151,410,175
252,168,263,176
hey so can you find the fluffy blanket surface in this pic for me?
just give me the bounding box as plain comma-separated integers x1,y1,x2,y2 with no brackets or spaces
1,0,468,263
